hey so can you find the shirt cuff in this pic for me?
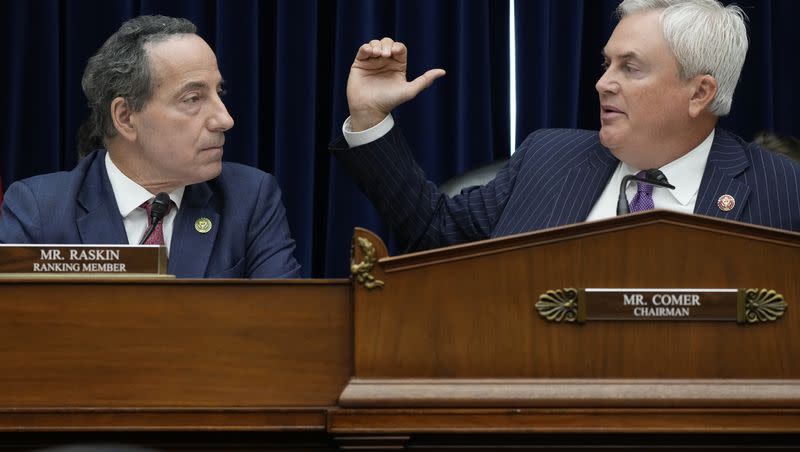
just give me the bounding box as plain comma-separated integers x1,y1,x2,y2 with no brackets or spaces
342,114,395,148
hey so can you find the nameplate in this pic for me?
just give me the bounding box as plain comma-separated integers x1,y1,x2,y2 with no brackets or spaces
0,245,168,277
584,288,737,320
535,288,787,324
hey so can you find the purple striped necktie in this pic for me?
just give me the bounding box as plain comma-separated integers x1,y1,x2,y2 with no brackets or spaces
629,170,655,212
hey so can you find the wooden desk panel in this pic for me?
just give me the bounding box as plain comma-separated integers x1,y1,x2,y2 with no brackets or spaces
0,279,352,430
352,215,800,379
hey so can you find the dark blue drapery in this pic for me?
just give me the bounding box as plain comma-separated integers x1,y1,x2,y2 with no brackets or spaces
1,0,797,276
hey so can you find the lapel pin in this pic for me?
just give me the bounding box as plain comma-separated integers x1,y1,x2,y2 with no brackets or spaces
717,194,735,212
195,217,213,234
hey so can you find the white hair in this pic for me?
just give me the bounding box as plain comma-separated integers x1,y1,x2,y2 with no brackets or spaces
617,0,748,116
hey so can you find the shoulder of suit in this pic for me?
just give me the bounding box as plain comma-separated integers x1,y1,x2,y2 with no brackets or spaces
520,128,600,145
217,161,278,188
515,128,602,158
219,161,272,177
717,128,800,174
747,140,800,174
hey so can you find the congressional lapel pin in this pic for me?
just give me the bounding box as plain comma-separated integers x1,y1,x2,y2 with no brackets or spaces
195,217,213,234
717,194,735,212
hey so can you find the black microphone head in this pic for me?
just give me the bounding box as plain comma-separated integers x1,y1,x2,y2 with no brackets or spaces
643,169,668,184
638,169,675,190
150,192,171,219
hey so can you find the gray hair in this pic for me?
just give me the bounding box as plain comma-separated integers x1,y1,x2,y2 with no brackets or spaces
78,15,196,156
616,0,748,116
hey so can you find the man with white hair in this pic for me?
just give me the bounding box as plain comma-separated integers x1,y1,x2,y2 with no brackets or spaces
331,0,800,252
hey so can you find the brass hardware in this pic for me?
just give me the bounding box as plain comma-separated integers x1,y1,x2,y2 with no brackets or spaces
743,288,787,323
535,288,579,322
351,237,385,290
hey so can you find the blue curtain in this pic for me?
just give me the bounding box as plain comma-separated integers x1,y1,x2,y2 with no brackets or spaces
324,0,509,274
0,0,508,277
514,0,800,146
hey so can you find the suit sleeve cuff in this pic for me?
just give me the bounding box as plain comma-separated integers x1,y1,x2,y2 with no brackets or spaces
342,114,395,148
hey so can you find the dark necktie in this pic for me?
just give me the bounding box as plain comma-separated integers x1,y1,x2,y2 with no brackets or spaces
140,200,172,245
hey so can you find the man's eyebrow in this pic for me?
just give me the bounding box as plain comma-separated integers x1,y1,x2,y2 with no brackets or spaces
176,80,210,93
601,50,642,61
619,51,642,61
173,79,226,97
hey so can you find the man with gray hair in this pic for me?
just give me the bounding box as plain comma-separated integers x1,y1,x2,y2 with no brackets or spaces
331,0,800,252
0,15,301,278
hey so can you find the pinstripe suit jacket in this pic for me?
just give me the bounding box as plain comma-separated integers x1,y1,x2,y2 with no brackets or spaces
331,126,800,252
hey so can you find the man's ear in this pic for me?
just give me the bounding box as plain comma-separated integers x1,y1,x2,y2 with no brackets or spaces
688,74,718,118
110,97,137,141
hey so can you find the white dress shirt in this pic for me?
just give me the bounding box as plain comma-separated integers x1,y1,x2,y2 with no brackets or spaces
104,153,184,254
342,114,714,222
586,130,714,220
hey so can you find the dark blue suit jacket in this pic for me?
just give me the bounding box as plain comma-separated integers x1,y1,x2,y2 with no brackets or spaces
332,127,800,252
0,150,301,278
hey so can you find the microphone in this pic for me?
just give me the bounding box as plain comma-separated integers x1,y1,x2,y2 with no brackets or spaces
139,192,171,245
616,169,675,215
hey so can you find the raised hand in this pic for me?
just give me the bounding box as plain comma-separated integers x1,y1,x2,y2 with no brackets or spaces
347,37,445,131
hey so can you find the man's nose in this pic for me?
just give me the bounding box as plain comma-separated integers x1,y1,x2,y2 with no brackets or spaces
595,69,618,95
209,97,234,132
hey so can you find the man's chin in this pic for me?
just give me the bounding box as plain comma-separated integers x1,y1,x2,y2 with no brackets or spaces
187,163,223,185
599,129,629,160
598,127,618,149
207,162,223,180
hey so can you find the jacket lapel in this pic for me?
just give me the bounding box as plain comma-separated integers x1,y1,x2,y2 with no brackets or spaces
694,129,750,221
76,151,129,244
167,182,219,278
542,145,619,229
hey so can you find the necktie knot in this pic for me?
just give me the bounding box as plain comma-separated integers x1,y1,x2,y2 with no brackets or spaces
139,198,172,245
629,170,655,212
140,199,173,227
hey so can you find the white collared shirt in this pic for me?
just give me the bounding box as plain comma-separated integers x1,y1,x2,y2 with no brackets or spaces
104,152,185,254
342,115,714,222
586,130,714,220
